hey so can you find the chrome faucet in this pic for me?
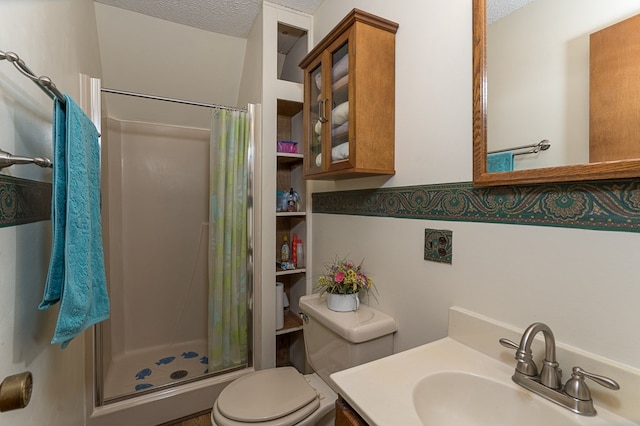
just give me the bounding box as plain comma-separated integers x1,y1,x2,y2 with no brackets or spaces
514,322,562,389
500,322,620,416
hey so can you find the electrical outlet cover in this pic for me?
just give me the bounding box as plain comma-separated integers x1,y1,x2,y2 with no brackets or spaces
424,229,452,264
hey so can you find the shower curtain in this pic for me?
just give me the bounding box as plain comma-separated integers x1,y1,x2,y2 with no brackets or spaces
208,107,250,371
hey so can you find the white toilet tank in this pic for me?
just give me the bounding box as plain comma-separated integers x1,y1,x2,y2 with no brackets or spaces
299,294,397,390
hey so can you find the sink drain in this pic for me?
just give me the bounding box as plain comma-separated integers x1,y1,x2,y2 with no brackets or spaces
170,370,188,380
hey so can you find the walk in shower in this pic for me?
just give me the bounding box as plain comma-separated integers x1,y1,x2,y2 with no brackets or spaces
90,86,256,423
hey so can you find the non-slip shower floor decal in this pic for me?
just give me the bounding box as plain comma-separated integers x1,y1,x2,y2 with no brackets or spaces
133,351,209,391
103,339,208,400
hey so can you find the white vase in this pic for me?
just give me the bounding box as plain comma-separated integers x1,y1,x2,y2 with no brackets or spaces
326,293,360,312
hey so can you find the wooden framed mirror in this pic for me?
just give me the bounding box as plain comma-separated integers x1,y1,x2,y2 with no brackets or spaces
473,0,640,186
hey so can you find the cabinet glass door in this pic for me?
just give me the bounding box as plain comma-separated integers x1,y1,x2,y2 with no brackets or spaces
307,63,323,174
329,42,350,167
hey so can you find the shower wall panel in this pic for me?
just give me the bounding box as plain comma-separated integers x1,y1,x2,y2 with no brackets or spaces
104,118,210,358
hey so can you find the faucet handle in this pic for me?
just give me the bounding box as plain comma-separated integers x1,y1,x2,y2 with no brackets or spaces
564,366,620,401
499,338,519,350
499,338,538,377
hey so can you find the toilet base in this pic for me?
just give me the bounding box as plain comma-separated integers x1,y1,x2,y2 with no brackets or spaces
303,373,337,426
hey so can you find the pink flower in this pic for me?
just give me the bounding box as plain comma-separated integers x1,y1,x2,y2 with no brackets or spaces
334,271,346,283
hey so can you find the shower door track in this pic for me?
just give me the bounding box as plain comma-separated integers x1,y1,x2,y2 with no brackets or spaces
102,364,248,405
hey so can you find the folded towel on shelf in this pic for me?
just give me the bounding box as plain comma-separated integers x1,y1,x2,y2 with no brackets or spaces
487,151,514,172
313,102,349,136
332,122,349,137
314,123,348,142
332,141,349,161
332,101,349,126
314,54,349,90
315,142,350,167
332,54,349,82
315,74,349,102
40,94,110,348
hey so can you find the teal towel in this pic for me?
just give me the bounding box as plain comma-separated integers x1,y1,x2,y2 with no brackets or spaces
487,152,514,172
40,97,67,308
40,94,110,348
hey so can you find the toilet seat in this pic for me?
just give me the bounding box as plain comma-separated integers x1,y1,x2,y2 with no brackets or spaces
213,367,321,426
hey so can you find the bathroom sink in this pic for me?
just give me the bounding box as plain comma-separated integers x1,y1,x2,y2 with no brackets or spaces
331,337,634,426
413,371,580,426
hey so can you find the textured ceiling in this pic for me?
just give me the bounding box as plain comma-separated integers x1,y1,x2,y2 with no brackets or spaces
94,0,533,37
94,0,324,38
487,0,536,24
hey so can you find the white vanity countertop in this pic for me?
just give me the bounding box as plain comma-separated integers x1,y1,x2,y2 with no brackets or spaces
331,336,637,426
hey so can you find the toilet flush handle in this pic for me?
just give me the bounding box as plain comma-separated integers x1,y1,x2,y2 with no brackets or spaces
300,312,309,324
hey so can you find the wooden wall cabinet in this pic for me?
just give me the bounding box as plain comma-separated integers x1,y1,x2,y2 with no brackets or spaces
299,9,398,180
589,13,640,163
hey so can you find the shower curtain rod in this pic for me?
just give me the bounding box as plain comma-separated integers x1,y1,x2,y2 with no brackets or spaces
101,87,247,112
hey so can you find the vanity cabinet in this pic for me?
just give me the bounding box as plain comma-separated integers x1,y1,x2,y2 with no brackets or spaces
335,396,369,426
299,9,398,180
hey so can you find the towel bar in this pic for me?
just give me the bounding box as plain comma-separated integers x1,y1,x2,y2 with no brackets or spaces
1,50,60,172
488,139,551,156
0,149,52,171
0,50,65,104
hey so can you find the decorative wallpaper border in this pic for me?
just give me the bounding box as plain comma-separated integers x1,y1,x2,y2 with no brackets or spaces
312,180,640,233
0,175,52,228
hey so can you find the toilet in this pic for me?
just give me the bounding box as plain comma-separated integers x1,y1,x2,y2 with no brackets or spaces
211,293,397,426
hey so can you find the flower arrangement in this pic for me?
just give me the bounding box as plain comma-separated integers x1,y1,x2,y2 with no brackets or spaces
316,256,374,295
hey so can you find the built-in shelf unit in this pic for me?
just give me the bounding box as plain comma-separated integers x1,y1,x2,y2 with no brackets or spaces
262,6,312,373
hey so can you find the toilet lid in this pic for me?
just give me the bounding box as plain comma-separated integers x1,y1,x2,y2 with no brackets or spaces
217,367,319,423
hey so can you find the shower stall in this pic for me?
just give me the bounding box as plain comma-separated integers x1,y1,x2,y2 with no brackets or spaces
88,84,258,424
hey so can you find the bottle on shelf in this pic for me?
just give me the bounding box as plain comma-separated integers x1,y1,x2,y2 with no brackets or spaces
287,187,300,212
295,240,304,268
291,233,298,266
280,235,290,263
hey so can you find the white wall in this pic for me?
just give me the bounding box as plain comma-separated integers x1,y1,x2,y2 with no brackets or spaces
309,0,640,374
94,3,248,129
279,33,307,83
237,7,264,108
0,1,102,425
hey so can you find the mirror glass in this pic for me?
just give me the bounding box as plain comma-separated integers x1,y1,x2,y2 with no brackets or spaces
474,0,640,186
